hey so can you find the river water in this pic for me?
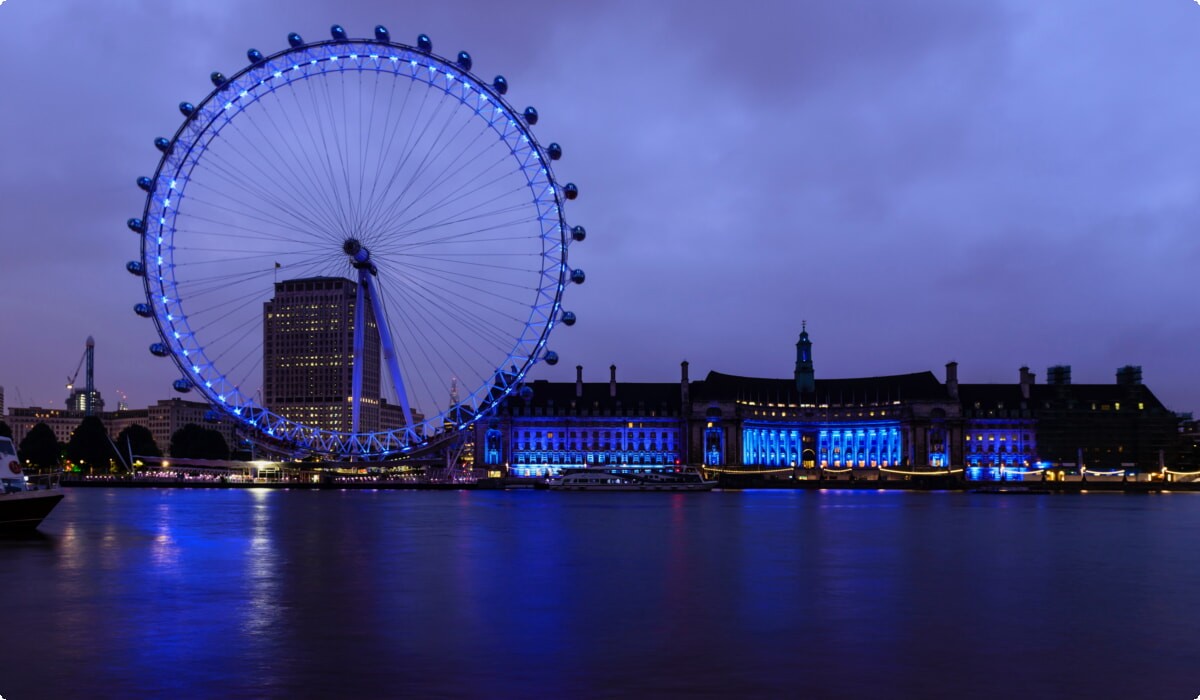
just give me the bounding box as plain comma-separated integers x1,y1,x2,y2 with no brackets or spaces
1,488,1197,699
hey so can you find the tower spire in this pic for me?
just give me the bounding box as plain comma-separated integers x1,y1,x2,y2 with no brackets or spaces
795,324,814,397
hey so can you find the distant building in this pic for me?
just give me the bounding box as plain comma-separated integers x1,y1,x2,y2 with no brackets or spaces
6,407,80,445
475,328,1181,478
263,277,381,434
6,399,235,459
66,388,105,415
146,398,235,455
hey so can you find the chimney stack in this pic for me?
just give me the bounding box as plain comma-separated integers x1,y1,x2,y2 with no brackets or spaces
1019,366,1033,400
945,361,959,400
575,365,583,398
681,360,690,407
610,364,617,398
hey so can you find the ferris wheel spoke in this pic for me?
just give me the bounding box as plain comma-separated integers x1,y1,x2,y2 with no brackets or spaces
360,76,420,229
376,270,513,384
381,217,540,257
173,246,331,269
316,62,362,236
369,280,443,420
298,77,356,237
172,226,325,248
375,139,516,238
231,90,350,237
215,119,343,237
177,252,337,302
190,152,338,244
362,101,480,235
377,270,524,357
177,188,330,246
379,200,534,246
197,118,345,240
355,70,380,231
265,82,357,235
374,276,499,396
383,273,528,351
392,261,539,307
359,88,454,233
382,178,531,240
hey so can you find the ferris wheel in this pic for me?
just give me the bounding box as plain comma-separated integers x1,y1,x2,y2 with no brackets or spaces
126,25,585,458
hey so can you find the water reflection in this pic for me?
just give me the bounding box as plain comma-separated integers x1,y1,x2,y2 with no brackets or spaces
4,489,1200,699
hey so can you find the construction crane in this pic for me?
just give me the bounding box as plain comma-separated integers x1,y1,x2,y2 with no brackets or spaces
66,336,96,416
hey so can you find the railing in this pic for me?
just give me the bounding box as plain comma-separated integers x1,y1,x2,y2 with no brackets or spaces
22,470,62,491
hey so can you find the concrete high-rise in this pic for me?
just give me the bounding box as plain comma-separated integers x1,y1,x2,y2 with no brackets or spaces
263,277,380,433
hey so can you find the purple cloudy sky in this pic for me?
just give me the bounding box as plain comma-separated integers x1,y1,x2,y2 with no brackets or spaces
2,0,1199,414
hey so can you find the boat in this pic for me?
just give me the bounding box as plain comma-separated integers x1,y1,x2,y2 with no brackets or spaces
0,437,64,531
970,485,1051,495
548,466,717,492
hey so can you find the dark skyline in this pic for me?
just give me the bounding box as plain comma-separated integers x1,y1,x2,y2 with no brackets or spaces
2,1,1199,414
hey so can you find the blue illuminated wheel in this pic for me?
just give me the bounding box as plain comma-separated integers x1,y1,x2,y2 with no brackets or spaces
127,25,585,458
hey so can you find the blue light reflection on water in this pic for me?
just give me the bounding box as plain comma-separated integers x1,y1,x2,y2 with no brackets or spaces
2,488,1198,699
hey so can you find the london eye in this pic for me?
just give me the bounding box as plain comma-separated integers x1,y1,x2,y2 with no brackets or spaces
127,25,585,458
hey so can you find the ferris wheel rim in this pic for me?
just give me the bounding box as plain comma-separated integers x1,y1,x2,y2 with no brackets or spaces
133,31,575,457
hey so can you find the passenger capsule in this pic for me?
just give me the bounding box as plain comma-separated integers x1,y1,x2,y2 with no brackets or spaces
126,261,145,276
331,25,347,41
137,176,153,192
154,137,171,153
134,303,153,318
544,351,559,366
172,378,192,393
570,268,586,284
561,311,577,326
179,102,195,118
287,32,304,48
519,385,534,400
374,25,390,42
492,75,508,95
127,218,145,233
563,182,578,200
571,225,586,242
210,72,227,88
247,48,264,64
523,106,538,125
456,51,472,71
547,143,562,160
417,34,433,53
150,343,169,357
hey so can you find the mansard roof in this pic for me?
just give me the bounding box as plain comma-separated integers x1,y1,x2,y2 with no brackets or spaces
694,370,948,404
502,379,682,413
957,382,1169,412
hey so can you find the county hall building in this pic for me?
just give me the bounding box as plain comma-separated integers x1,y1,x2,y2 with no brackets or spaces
474,327,1179,479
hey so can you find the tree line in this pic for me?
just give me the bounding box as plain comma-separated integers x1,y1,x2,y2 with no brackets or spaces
0,417,232,472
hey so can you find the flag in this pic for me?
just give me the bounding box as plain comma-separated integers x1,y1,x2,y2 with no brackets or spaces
275,262,282,268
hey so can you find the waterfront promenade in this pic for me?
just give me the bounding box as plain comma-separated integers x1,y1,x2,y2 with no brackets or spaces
61,470,1200,493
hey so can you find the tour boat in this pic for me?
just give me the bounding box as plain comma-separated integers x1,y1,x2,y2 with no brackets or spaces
0,437,64,531
549,467,717,492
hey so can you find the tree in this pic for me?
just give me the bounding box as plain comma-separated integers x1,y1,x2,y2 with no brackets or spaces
67,416,118,473
116,424,162,463
19,423,61,470
170,424,230,460
0,420,11,439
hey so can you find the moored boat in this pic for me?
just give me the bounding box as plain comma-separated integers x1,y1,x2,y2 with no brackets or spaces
0,437,64,531
549,466,717,492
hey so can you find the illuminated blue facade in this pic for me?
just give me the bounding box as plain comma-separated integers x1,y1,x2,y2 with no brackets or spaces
818,424,902,468
504,418,682,478
741,423,903,468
